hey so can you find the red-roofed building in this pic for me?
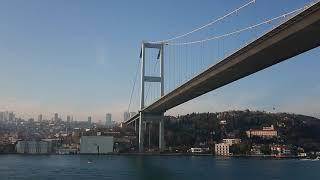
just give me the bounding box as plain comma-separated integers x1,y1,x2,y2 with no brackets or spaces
246,125,277,138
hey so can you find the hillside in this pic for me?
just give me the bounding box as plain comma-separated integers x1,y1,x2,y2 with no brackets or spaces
157,110,320,151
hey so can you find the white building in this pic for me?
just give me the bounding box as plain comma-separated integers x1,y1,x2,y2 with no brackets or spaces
222,138,241,145
215,139,241,156
246,125,277,138
190,147,209,153
80,136,114,154
16,141,51,154
215,143,231,156
220,120,227,125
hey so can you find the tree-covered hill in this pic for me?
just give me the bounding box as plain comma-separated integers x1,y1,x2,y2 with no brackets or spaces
159,110,320,152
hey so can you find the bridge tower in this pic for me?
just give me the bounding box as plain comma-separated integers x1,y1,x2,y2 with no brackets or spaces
139,41,165,152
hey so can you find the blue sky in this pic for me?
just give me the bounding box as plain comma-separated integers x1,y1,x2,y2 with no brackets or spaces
0,0,319,121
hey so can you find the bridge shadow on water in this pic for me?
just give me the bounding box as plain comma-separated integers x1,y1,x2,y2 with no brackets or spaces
78,155,177,180
79,155,236,180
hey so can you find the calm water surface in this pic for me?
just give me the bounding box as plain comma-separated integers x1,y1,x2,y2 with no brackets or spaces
0,155,319,180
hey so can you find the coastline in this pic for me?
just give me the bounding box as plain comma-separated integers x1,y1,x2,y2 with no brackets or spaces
0,152,309,160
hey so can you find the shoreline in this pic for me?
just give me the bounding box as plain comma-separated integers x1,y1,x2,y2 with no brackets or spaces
0,152,310,159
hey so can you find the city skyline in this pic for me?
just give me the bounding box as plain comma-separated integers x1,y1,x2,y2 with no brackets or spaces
0,0,319,121
0,110,117,124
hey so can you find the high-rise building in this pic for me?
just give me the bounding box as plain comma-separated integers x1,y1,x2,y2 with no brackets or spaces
38,114,43,122
3,111,9,121
88,116,92,124
54,113,59,122
67,115,71,123
105,113,112,126
0,112,4,121
8,112,15,122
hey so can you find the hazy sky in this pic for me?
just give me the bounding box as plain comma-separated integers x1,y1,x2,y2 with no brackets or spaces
0,0,319,122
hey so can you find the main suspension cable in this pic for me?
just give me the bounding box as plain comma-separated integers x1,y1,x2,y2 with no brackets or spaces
150,0,256,44
167,6,306,46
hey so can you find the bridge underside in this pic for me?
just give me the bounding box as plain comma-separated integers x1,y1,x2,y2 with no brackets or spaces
126,2,320,125
144,2,320,114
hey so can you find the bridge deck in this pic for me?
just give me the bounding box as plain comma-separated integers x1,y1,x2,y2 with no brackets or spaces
126,2,320,124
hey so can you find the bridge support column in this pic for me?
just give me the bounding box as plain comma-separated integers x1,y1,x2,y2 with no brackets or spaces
159,116,165,151
138,41,165,152
138,112,144,152
134,119,138,132
148,122,152,151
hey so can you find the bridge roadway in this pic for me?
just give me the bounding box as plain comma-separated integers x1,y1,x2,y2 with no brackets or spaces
126,1,320,124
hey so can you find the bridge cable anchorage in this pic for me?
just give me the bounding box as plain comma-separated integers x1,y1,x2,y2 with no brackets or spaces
150,0,256,44
127,59,141,114
167,6,307,46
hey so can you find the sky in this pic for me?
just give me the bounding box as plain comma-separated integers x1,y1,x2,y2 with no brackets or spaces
0,0,319,122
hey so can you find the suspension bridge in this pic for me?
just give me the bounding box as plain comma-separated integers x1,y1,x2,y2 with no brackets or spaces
124,0,320,152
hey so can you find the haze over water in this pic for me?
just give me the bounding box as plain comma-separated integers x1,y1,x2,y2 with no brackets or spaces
0,155,319,180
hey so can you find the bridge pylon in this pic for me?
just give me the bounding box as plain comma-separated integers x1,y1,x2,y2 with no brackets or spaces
139,41,165,152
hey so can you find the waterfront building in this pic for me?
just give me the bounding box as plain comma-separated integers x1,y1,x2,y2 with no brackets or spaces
56,142,79,154
80,136,114,154
298,152,307,157
271,144,292,157
16,141,51,154
56,148,78,155
246,125,278,138
215,143,231,156
190,147,209,153
250,145,264,155
215,138,241,156
0,133,19,145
